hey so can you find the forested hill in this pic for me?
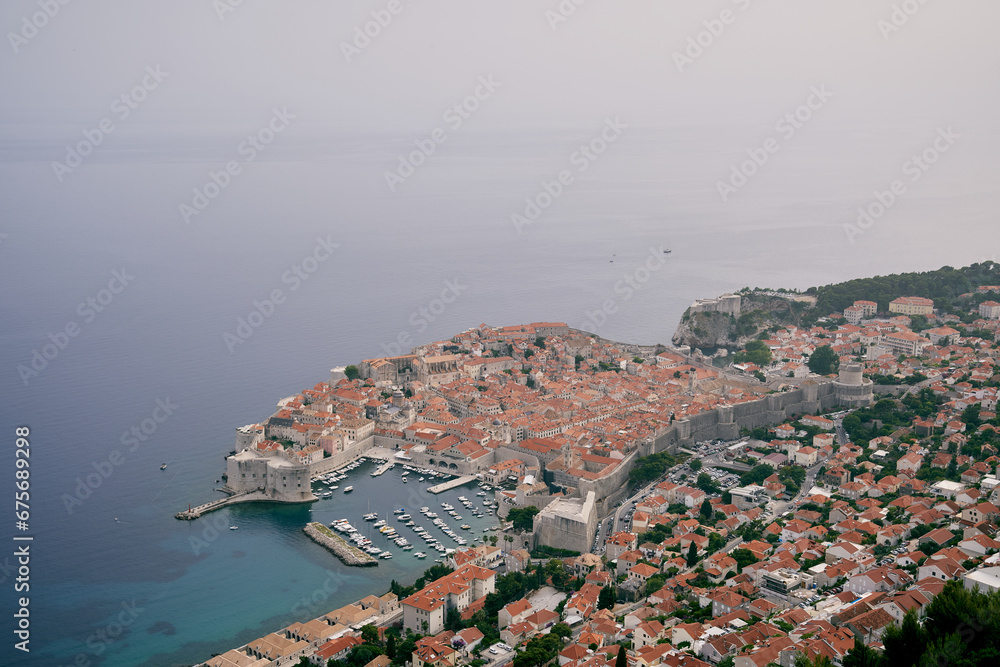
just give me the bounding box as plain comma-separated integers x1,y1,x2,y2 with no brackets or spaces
674,262,1000,350
806,262,1000,315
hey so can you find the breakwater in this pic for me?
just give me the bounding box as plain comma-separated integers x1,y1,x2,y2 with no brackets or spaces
304,522,378,567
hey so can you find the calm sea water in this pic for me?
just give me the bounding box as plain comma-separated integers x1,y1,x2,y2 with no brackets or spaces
1,126,995,666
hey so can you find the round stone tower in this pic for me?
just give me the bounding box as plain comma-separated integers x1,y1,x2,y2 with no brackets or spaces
833,363,874,407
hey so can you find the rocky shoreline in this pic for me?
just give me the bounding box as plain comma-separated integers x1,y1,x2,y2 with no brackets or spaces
304,522,378,567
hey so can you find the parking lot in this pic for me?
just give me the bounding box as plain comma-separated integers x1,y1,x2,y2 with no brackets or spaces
487,642,514,663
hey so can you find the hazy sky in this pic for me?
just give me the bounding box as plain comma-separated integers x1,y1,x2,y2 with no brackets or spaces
2,1,998,133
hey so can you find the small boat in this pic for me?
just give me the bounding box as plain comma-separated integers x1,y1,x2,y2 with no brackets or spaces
461,524,471,530
418,477,425,482
398,514,411,521
394,508,405,514
330,486,339,490
415,552,427,559
363,512,378,521
344,486,354,493
229,526,238,530
381,552,393,559
160,463,167,470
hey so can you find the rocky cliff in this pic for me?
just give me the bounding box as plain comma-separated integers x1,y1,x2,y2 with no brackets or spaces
672,293,805,350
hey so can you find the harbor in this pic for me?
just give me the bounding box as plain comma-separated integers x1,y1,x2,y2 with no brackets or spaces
303,458,502,566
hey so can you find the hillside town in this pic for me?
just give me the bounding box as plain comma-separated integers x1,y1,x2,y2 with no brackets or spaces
200,286,1000,667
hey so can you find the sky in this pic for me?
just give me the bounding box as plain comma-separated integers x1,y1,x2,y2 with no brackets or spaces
2,1,999,135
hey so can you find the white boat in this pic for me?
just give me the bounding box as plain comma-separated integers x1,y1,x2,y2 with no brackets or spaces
380,551,393,559
330,486,339,490
394,508,406,514
398,514,411,521
344,486,354,493
415,552,427,559
229,526,238,530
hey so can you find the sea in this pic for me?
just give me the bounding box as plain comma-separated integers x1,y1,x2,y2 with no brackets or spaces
0,124,996,666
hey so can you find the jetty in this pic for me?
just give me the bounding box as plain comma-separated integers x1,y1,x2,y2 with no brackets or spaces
304,522,377,567
427,474,477,494
370,460,394,477
176,490,256,520
175,489,313,520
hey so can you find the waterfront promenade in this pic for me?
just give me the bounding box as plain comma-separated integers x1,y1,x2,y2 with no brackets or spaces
175,489,285,520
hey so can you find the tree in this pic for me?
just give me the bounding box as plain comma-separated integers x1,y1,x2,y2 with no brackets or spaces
344,364,360,380
879,608,924,667
735,340,773,367
598,585,616,610
535,337,546,349
551,622,572,640
386,634,396,659
508,506,540,532
615,646,627,667
690,459,703,471
740,464,775,486
686,542,698,568
708,532,725,553
361,624,379,644
808,345,839,376
842,638,882,667
730,548,759,572
700,498,713,520
794,652,834,667
697,472,719,494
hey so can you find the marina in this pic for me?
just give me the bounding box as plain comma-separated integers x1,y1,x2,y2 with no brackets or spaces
301,458,501,569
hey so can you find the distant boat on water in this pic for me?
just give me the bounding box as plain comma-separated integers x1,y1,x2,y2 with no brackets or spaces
160,463,167,470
